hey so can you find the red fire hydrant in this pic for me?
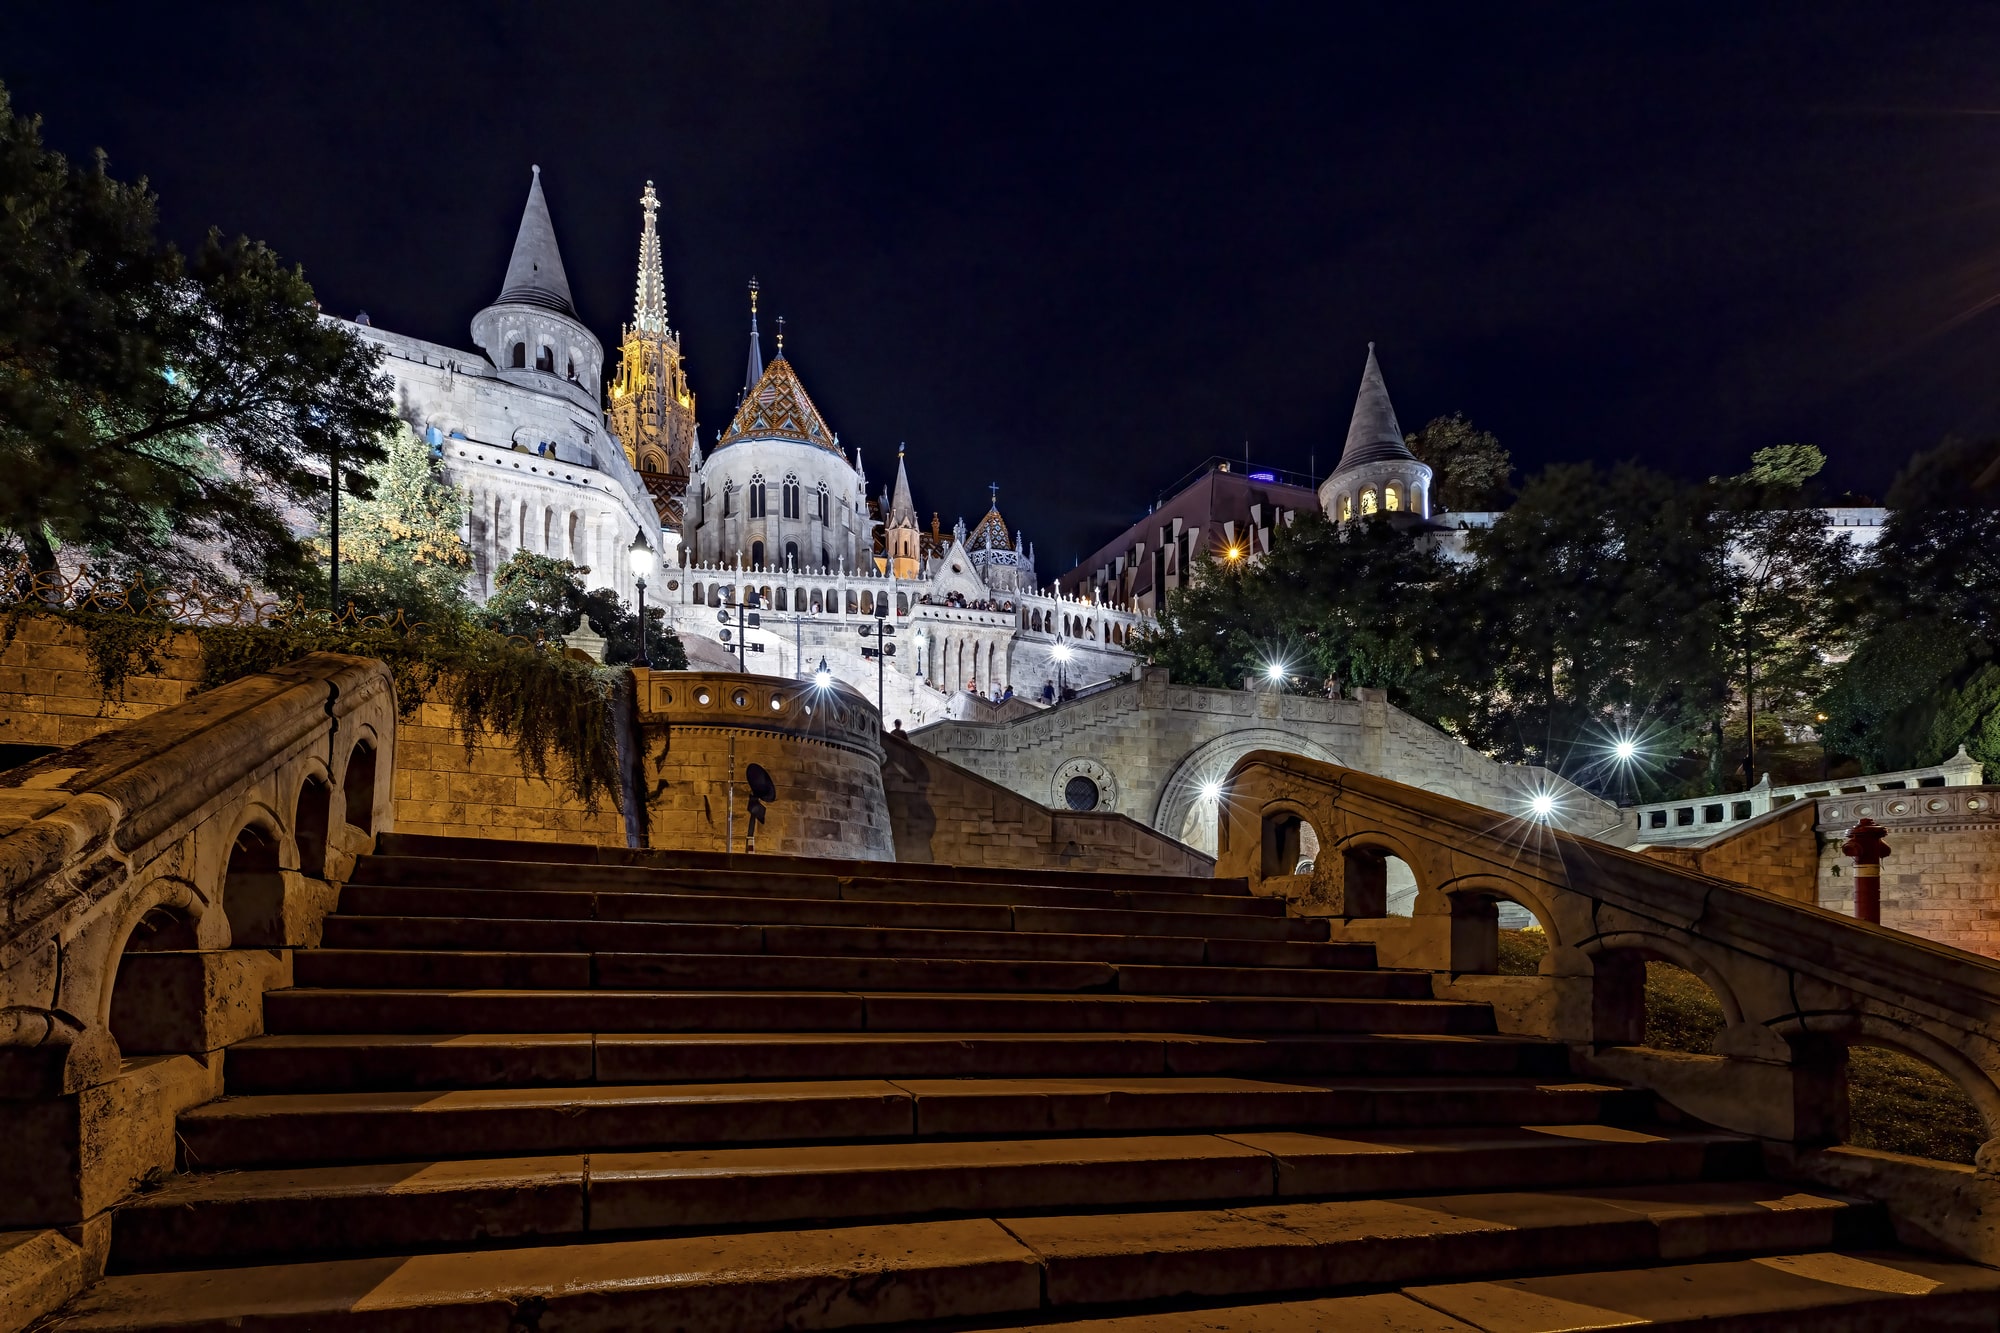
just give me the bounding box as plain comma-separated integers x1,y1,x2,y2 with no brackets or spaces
1841,818,1891,924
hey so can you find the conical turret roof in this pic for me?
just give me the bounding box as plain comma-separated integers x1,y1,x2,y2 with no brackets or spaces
889,447,917,525
968,484,1010,550
1333,343,1416,472
495,166,576,316
717,352,838,453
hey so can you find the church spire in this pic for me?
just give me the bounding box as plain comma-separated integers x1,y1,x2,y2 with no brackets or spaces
889,444,917,525
742,279,764,394
631,181,667,335
496,165,576,316
1333,342,1417,472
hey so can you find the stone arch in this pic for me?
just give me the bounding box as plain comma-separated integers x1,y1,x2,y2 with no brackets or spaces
342,738,378,833
104,875,205,1055
1154,727,1343,846
293,772,333,880
220,811,286,949
1435,871,1562,975
1846,1015,2000,1152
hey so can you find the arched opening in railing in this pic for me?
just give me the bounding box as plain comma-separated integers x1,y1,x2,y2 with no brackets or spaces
1445,885,1552,975
1587,942,1733,1054
107,901,200,1055
1328,838,1418,919
342,741,377,834
1842,1036,1989,1166
294,775,332,879
221,821,284,946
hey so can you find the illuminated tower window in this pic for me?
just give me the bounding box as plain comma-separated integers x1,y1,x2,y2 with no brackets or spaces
1384,484,1401,512
1360,488,1378,515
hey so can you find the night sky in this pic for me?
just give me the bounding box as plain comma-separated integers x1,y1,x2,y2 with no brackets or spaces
9,4,2000,566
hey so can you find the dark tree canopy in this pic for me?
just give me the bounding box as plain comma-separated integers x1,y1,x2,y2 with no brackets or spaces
479,551,686,669
0,81,393,588
1406,412,1512,512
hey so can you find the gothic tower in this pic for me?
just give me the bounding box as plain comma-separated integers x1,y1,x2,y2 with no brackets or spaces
470,166,602,414
887,445,921,579
607,181,698,524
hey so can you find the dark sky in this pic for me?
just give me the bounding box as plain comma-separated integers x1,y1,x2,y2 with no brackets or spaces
10,3,2000,565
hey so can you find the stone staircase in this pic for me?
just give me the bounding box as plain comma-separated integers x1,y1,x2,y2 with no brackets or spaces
57,835,2000,1330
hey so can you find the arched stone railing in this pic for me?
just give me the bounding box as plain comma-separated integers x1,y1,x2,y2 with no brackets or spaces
0,653,394,1100
1152,727,1344,852
1217,750,2000,1245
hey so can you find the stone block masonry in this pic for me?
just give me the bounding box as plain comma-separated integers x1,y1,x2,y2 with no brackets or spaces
392,700,625,847
0,617,204,753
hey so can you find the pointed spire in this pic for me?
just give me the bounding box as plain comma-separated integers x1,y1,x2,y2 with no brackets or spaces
742,278,764,393
496,165,576,316
889,445,917,525
1333,342,1417,472
631,180,668,335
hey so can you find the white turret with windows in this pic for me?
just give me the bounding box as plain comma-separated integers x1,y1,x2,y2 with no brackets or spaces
1319,343,1433,525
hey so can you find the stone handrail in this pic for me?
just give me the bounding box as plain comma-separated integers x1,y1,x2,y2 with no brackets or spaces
1216,750,2000,1179
0,653,395,1096
1631,747,1985,844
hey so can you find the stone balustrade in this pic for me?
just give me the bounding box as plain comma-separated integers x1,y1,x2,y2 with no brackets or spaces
1632,748,1985,845
1218,748,2000,1261
0,653,394,1237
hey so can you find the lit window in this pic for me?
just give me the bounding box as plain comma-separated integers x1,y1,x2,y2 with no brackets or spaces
1360,489,1378,515
1338,494,1353,521
1384,485,1401,512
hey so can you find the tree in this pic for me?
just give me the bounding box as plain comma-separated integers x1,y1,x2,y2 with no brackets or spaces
0,82,393,588
1820,436,2000,775
1406,412,1511,511
1710,445,1854,787
1132,513,1447,704
1441,462,1730,790
478,551,687,668
324,423,472,623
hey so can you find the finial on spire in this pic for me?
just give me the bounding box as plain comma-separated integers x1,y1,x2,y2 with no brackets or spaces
776,316,786,358
742,278,764,392
989,483,1000,508
532,164,541,177
631,181,668,333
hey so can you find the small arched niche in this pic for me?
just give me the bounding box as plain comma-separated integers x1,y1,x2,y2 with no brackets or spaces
342,741,377,834
108,901,202,1055
221,822,285,948
295,776,332,879
1845,1040,1987,1166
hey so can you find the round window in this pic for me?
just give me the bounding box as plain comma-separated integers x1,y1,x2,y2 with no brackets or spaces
769,695,784,711
732,689,749,708
694,688,711,706
1064,776,1100,812
667,579,680,592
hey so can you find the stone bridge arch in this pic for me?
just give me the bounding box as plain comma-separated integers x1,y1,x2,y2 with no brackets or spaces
1154,727,1343,853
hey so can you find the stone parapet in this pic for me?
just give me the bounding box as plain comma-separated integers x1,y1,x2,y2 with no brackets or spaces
634,669,893,861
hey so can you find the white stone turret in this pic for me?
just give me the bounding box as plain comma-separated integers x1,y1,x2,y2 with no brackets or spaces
470,166,603,412
1318,343,1433,523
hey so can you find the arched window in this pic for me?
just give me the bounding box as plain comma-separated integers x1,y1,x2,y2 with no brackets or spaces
817,486,829,523
811,589,824,614
795,585,807,611
1339,493,1354,522
543,508,555,552
821,546,830,570
536,345,554,372
518,501,530,551
785,541,800,569
640,449,665,473
1384,484,1401,513
783,475,801,520
1411,483,1426,516
775,588,788,611
749,473,767,518
723,482,735,518
568,512,582,558
692,582,704,604
566,357,576,381
897,592,909,614
751,540,765,568
1360,488,1378,515
511,342,527,368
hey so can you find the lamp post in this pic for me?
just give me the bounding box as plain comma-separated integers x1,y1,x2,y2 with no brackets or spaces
1052,640,1072,701
628,533,657,668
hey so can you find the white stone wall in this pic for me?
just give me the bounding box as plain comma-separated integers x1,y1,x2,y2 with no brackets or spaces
909,667,1621,850
349,322,662,605
682,436,872,574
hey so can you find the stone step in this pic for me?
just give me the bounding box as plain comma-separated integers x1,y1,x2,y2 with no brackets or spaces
259,988,1495,1037
72,1187,1933,1331
225,1031,1572,1094
290,950,1428,998
109,1146,1842,1274
1003,1245,2000,1331
176,1077,1649,1169
319,914,1373,969
373,831,1249,896
333,884,1333,942
351,855,1280,916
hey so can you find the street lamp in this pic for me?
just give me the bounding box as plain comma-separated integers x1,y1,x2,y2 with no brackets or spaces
628,533,657,668
813,657,834,691
1051,641,1073,701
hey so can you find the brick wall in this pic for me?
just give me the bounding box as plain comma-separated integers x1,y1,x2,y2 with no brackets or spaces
1818,826,2000,960
392,699,627,847
0,617,628,848
882,732,1214,876
0,616,205,751
1639,801,1820,903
